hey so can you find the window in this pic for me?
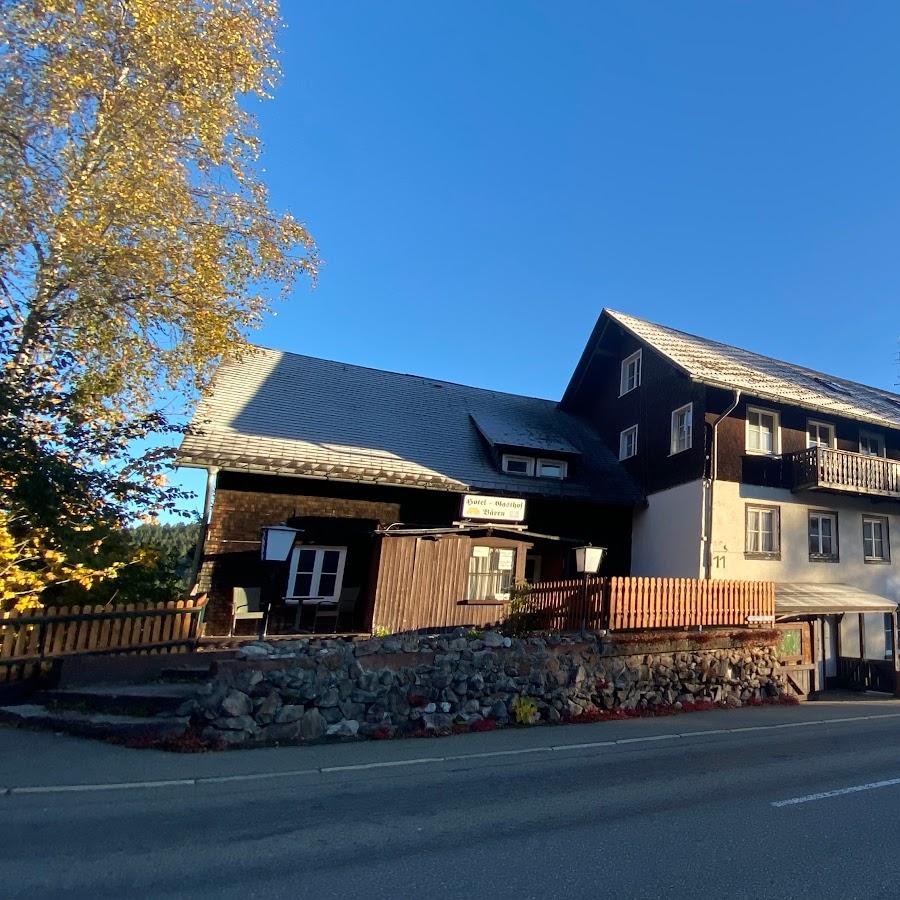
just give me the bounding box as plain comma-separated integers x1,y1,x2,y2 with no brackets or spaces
620,350,642,396
859,431,885,457
884,614,895,661
619,425,638,460
808,511,839,561
501,454,534,476
745,505,780,558
807,420,835,449
468,546,516,601
746,407,780,455
286,546,347,600
536,458,567,479
863,516,890,563
670,403,693,455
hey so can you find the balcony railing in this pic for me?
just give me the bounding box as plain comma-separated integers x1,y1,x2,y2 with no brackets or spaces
790,446,900,498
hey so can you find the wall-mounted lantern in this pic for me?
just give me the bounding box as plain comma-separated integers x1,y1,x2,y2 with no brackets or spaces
258,524,303,638
574,545,606,575
260,524,302,563
573,545,607,634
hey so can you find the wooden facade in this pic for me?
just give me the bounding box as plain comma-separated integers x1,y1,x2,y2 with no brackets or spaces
200,471,633,635
372,533,530,634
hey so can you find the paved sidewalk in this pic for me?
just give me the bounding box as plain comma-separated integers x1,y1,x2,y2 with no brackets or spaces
3,697,900,792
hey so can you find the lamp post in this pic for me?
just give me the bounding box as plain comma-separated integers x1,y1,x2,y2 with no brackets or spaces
573,545,606,634
258,524,302,640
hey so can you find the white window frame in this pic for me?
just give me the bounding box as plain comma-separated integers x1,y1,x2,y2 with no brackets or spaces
619,350,642,396
536,458,567,479
808,511,839,561
285,545,347,600
619,425,638,461
863,516,890,563
501,454,535,476
745,505,780,558
859,430,885,458
806,419,835,450
746,406,781,456
670,403,693,455
468,545,517,602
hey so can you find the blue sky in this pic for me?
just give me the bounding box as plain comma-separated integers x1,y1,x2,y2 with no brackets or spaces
174,1,900,514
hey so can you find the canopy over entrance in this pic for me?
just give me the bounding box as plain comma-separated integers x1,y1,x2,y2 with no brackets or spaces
776,582,898,617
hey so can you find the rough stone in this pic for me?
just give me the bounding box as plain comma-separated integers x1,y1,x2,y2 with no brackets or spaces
326,719,360,738
300,708,327,740
220,690,252,717
274,704,305,724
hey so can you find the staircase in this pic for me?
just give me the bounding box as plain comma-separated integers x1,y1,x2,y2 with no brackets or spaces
0,653,222,744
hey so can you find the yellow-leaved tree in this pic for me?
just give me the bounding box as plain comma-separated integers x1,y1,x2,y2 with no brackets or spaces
0,0,316,609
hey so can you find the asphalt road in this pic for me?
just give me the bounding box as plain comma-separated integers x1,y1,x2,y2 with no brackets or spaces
5,701,900,899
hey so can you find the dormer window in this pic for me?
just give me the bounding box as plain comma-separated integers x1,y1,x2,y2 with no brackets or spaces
501,454,534,476
537,458,567,479
501,453,567,479
620,350,642,396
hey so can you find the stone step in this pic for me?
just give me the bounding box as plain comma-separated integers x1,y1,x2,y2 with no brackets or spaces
0,704,189,741
36,683,199,716
158,666,214,683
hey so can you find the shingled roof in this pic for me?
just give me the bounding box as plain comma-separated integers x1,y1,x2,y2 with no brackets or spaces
566,309,900,430
178,347,643,505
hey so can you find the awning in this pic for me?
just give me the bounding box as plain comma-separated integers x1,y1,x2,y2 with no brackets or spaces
776,583,898,616
377,525,584,543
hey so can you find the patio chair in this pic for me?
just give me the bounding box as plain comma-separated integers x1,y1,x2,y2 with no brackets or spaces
230,587,263,636
313,587,360,633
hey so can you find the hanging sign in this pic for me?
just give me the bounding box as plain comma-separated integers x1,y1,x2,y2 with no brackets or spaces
461,494,526,523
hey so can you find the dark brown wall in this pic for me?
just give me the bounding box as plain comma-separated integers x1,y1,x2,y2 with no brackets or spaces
707,387,900,488
199,471,633,634
562,325,706,495
200,476,405,635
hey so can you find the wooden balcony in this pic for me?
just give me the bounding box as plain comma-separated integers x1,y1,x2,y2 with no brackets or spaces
790,446,900,499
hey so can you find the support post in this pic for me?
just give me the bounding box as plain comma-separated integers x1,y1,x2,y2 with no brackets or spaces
892,610,900,697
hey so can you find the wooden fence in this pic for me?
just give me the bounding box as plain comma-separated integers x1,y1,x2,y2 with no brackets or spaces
0,596,208,684
523,577,774,632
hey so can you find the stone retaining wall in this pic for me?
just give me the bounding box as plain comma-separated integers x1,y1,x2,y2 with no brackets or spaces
187,630,783,747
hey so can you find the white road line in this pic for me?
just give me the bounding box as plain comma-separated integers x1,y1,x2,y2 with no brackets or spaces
772,777,900,808
6,711,900,796
9,778,195,795
196,769,319,785
551,740,617,751
322,757,445,773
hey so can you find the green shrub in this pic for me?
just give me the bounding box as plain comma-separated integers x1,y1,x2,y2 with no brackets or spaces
501,583,542,637
512,694,539,725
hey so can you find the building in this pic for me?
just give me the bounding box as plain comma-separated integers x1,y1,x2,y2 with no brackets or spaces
562,309,900,693
177,348,642,636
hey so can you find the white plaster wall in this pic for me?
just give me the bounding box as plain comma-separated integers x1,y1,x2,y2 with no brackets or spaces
631,479,704,577
711,481,900,660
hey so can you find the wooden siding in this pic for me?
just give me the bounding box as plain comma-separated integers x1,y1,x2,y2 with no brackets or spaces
372,534,529,633
708,388,900,488
561,324,707,496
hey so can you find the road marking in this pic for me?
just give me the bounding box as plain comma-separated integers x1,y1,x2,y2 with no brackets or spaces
772,777,900,808
9,778,195,795
322,757,445,772
196,769,320,785
5,711,900,796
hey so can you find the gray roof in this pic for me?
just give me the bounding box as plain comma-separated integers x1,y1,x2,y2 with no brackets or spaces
596,310,900,431
777,583,897,616
469,412,581,455
178,346,643,505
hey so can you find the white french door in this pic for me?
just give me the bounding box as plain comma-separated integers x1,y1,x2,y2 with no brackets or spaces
286,546,347,600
